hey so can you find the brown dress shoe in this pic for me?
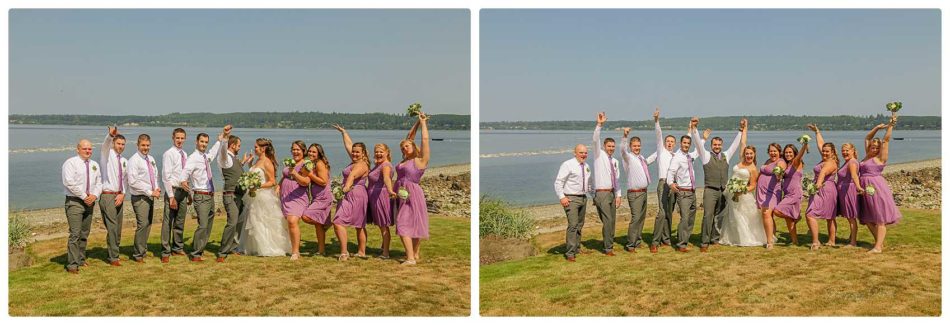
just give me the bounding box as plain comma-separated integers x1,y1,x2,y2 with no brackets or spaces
677,247,689,253
66,268,79,274
161,256,170,263
624,247,636,253
134,257,145,263
190,256,204,262
566,256,576,262
605,251,615,256
700,246,709,253
110,260,122,266
649,245,658,253
216,257,225,263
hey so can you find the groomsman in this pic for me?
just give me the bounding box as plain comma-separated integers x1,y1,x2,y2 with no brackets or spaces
217,134,252,262
591,112,622,255
650,108,694,253
161,128,190,263
690,117,746,252
126,134,161,263
62,139,102,273
99,127,128,266
179,126,232,262
554,144,591,262
620,127,656,253
666,125,700,252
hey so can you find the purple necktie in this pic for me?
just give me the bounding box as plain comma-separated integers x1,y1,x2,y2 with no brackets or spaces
610,160,617,191
580,162,585,192
640,156,651,184
179,149,186,170
146,155,156,190
687,155,695,189
85,159,90,194
203,153,214,192
117,154,123,190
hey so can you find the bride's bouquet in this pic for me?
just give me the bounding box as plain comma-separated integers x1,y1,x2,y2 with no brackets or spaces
407,102,423,117
726,177,748,202
283,157,296,168
865,184,876,196
886,101,903,113
772,165,785,179
238,171,263,197
331,180,345,202
801,177,818,197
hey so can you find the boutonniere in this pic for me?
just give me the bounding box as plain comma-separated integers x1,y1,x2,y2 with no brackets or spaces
584,166,590,173
122,161,126,168
91,165,98,172
151,160,156,166
207,157,212,163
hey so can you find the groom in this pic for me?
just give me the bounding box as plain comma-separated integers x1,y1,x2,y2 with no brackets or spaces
217,134,253,262
690,117,747,252
179,125,232,262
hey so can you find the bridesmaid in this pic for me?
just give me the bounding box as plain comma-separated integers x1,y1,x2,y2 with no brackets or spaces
331,124,370,261
280,140,311,260
396,112,431,265
772,143,807,245
368,143,397,259
804,126,840,250
859,113,902,253
301,143,333,256
836,142,863,247
756,143,785,249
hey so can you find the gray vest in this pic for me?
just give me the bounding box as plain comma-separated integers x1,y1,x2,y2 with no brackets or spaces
703,151,728,189
221,153,245,193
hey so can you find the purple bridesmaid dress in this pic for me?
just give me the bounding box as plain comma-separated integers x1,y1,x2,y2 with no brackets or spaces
302,164,333,225
836,159,860,219
395,160,428,239
805,161,838,219
756,160,782,209
773,165,803,220
858,159,902,225
280,163,310,217
367,161,394,227
333,163,369,228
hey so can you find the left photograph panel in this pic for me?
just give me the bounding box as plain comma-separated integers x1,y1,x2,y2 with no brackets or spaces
8,9,471,316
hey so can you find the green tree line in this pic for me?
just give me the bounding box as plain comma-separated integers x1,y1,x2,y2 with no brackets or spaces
481,114,939,131
9,111,470,130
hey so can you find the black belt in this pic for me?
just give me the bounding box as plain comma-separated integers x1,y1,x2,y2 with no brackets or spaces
705,186,724,191
564,194,585,197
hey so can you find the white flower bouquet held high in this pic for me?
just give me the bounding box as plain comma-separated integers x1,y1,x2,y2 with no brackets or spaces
283,157,296,168
798,134,811,146
407,102,423,117
726,177,748,202
801,177,818,197
885,101,903,113
865,184,876,196
331,180,345,202
238,171,263,197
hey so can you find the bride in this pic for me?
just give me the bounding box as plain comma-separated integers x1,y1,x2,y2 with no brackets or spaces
239,138,292,256
719,136,768,246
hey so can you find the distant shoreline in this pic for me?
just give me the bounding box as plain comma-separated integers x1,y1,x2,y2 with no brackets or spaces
481,114,940,131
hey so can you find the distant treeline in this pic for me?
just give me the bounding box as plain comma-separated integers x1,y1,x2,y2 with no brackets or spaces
481,115,940,131
9,112,470,130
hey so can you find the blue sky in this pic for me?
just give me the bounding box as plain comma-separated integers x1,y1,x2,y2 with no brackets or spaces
10,9,470,115
481,9,940,121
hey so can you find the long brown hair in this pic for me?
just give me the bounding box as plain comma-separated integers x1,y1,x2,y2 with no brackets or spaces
256,138,278,174
374,143,392,167
308,143,330,170
352,142,370,167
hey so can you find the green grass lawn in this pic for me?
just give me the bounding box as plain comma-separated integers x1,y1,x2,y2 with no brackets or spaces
9,214,470,316
480,208,940,316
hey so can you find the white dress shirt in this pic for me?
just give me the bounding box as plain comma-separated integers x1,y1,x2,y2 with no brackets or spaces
127,151,160,196
691,128,742,165
99,134,128,193
621,136,657,190
62,156,102,199
163,146,190,195
666,149,700,189
554,158,591,199
655,120,696,180
591,125,622,198
179,140,230,192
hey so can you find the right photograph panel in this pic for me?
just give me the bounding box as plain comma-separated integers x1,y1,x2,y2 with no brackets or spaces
479,9,941,316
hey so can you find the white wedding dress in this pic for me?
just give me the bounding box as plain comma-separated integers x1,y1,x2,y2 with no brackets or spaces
238,167,291,256
718,165,768,246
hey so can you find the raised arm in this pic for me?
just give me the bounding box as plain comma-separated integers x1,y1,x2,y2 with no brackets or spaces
102,128,115,164
807,124,825,149
654,108,664,155
332,124,355,159
864,123,885,154
216,125,233,168
691,127,709,164
592,112,606,160
790,142,808,169
620,128,632,163
724,130,743,161
418,113,431,168
739,124,748,157
880,115,896,163
406,118,421,140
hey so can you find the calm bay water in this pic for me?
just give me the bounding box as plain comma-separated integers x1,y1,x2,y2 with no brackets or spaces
481,129,941,207
9,125,469,210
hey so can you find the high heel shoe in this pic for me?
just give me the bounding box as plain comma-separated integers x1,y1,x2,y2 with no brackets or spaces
810,243,820,251
338,253,349,261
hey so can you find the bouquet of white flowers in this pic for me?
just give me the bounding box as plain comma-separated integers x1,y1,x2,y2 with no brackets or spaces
801,177,818,197
726,177,748,202
397,187,410,200
331,180,345,202
238,171,263,197
300,159,315,172
283,157,296,168
865,184,876,196
772,165,785,179
798,134,811,146
407,102,423,117
885,101,903,113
